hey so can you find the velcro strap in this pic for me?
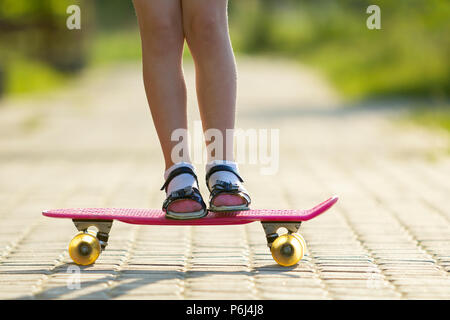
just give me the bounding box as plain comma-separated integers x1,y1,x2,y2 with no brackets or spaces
160,166,198,191
205,165,244,190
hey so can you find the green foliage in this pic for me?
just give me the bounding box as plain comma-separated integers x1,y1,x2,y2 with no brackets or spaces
0,0,86,97
0,0,73,19
93,0,136,30
0,0,448,100
229,0,449,99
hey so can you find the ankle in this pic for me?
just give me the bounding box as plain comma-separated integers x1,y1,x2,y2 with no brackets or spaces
164,162,198,195
164,162,195,180
206,160,241,189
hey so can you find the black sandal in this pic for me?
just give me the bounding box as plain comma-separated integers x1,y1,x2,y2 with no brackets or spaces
205,164,251,212
161,166,207,220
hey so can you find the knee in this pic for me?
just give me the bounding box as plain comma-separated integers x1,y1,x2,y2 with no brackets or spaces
140,17,182,53
185,14,227,48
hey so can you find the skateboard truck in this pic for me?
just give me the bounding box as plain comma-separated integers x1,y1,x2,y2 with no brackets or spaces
72,219,113,249
261,221,302,247
69,219,113,265
261,221,306,267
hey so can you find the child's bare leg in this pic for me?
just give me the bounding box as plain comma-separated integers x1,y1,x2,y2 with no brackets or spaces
134,0,203,215
182,0,249,209
182,0,236,160
133,0,189,170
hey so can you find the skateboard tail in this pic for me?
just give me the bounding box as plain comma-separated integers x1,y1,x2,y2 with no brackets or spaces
299,195,338,221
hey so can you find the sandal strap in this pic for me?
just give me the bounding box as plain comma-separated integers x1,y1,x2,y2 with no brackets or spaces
209,180,240,198
160,166,199,192
162,186,206,211
205,164,244,191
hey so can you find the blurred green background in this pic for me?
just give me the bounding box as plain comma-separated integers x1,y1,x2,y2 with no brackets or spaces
0,0,448,128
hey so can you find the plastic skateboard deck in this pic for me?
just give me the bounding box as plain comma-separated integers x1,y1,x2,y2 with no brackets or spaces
42,196,338,225
42,196,338,267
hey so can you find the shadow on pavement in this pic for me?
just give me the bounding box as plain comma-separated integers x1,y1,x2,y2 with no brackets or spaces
5,263,299,300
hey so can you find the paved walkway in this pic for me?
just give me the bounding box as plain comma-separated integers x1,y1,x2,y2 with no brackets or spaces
0,58,449,299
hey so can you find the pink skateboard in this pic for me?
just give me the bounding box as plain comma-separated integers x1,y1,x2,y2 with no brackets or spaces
43,196,338,267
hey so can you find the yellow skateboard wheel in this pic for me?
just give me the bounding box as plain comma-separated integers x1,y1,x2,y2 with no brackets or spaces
271,233,306,267
68,232,101,265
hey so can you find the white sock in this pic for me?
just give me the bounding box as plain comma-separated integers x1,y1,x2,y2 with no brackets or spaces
164,162,198,196
206,160,243,189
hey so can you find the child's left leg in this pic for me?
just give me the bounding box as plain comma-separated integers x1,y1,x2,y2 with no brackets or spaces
182,0,250,211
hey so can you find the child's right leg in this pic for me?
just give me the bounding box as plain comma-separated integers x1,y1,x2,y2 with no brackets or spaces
133,0,187,169
133,0,206,218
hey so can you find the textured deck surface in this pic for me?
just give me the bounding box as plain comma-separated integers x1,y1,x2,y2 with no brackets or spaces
0,59,449,299
42,196,338,225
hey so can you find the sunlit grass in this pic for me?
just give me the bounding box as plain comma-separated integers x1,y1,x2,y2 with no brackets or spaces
409,105,450,133
89,29,142,65
6,58,68,95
